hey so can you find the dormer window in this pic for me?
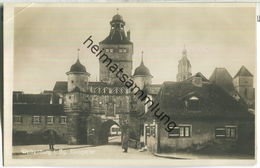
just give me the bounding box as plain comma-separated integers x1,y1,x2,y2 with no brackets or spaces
185,96,200,112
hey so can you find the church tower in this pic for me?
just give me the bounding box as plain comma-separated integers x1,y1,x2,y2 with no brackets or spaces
176,47,192,82
99,13,133,84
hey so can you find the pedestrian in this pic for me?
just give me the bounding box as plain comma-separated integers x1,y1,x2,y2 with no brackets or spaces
48,130,55,151
122,133,129,153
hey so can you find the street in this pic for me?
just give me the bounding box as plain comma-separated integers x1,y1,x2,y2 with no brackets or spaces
13,136,167,160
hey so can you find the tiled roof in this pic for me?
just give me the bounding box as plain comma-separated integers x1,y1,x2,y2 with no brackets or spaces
151,79,251,119
13,93,51,104
13,104,65,115
53,81,67,92
234,66,253,78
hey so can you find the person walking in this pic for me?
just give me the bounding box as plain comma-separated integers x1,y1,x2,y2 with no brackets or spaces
122,133,129,153
48,130,55,151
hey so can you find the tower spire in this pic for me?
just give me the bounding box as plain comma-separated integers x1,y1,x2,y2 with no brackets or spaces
77,48,80,60
141,51,144,65
182,45,187,57
116,8,119,14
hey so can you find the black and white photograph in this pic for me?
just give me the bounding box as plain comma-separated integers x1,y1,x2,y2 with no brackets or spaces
3,2,257,166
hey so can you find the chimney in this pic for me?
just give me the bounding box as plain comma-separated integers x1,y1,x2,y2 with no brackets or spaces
127,30,130,41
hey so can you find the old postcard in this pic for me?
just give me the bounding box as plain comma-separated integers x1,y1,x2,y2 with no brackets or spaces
3,2,257,166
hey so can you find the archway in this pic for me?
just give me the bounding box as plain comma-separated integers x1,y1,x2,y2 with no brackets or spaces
99,119,121,145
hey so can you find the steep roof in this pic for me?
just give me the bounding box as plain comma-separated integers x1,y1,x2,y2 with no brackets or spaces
151,80,251,120
234,66,253,78
209,68,235,93
53,81,67,92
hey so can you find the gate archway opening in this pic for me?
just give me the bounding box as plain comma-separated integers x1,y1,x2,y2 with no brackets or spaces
99,119,121,145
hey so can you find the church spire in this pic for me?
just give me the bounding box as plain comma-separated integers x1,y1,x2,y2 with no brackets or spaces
177,46,192,82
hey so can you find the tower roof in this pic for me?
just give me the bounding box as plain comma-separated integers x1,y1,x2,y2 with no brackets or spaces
234,66,253,78
69,59,87,73
100,13,132,45
133,53,152,77
209,68,235,93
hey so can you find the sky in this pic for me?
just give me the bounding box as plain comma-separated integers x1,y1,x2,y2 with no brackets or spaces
14,5,256,93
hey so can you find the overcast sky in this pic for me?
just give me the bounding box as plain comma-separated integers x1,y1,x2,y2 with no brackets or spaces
14,5,256,93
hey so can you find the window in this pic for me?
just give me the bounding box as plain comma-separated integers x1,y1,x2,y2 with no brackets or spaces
47,116,54,124
105,87,109,94
109,49,114,53
119,48,127,53
226,126,237,138
33,116,41,124
71,80,74,83
14,115,22,124
112,88,117,94
94,87,99,94
186,96,200,111
121,88,126,94
60,116,67,124
150,125,156,137
117,87,122,94
59,98,63,104
168,125,191,138
105,49,110,53
145,126,150,136
215,126,237,139
100,87,104,94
